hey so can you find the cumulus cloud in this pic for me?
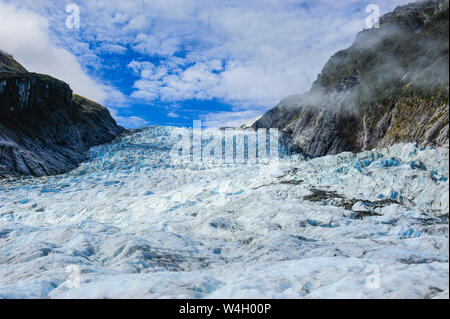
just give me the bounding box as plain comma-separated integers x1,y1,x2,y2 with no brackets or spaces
98,43,128,55
4,0,414,127
0,0,137,126
167,112,180,118
133,34,180,56
112,0,413,112
109,108,149,128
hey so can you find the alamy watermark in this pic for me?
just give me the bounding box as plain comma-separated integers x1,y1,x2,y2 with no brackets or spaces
64,4,380,31
63,264,81,289
365,4,381,29
365,265,380,289
170,120,280,165
66,4,80,29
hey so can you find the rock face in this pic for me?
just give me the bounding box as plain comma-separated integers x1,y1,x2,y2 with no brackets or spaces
0,50,27,73
254,0,449,157
0,51,125,178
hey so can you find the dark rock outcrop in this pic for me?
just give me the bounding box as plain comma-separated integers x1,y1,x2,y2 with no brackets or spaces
254,0,449,157
0,50,27,73
0,51,125,178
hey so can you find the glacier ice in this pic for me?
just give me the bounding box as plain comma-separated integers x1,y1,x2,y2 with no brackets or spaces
0,126,448,299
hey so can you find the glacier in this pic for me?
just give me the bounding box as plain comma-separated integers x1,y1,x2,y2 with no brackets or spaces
0,126,448,299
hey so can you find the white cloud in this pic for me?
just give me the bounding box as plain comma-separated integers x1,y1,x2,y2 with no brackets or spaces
124,14,149,32
98,43,128,55
109,0,413,111
109,108,148,128
133,34,180,56
167,112,180,118
131,79,161,101
4,0,415,128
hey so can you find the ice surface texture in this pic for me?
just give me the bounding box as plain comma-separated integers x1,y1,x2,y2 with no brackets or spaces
0,126,448,298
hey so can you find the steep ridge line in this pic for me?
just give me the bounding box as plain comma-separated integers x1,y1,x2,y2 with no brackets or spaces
0,51,125,178
254,0,449,157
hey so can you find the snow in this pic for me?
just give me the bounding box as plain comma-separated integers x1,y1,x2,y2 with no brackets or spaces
352,201,373,212
0,126,448,299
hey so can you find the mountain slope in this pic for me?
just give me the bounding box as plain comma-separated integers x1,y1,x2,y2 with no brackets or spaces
0,50,27,73
0,51,125,178
254,0,449,157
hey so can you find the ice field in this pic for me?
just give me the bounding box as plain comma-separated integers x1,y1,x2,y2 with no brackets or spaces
0,126,448,298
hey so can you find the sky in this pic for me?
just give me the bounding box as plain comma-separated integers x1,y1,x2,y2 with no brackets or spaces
0,0,413,128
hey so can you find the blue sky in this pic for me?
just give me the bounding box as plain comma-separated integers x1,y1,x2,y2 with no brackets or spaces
0,0,413,128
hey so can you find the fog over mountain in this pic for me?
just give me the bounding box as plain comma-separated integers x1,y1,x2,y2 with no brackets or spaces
254,0,449,157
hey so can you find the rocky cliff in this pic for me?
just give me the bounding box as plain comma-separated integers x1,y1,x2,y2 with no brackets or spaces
254,0,449,157
0,51,125,178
